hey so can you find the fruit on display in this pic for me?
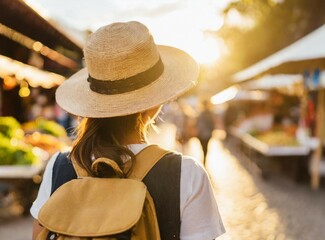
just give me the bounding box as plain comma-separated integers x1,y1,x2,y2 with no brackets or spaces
0,117,38,165
22,118,71,154
254,130,299,146
0,116,24,139
24,132,65,155
22,118,67,137
0,134,38,165
0,116,70,165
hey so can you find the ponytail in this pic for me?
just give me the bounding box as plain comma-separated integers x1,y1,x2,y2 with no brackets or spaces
70,113,145,177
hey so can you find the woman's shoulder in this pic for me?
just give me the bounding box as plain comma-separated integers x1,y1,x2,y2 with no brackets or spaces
43,151,70,174
46,152,61,169
180,154,206,172
53,151,71,165
177,154,209,184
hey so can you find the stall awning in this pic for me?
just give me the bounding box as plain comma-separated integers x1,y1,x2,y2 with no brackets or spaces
210,85,269,105
241,74,303,90
233,24,325,82
0,54,65,88
0,0,83,54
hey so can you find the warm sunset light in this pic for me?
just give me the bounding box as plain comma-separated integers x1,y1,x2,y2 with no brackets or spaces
152,27,224,65
143,3,225,65
3,1,325,239
187,35,223,65
26,0,228,65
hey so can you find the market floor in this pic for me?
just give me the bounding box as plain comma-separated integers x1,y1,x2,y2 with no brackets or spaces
1,127,325,240
206,137,325,240
0,215,33,240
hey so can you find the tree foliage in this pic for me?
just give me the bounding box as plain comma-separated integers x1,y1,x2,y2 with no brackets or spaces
207,0,325,93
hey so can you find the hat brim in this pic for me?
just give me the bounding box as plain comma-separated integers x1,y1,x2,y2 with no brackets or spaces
56,45,199,118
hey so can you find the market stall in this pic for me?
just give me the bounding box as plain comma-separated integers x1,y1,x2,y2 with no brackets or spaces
0,0,82,214
229,24,325,189
216,86,310,181
0,116,71,214
241,132,309,157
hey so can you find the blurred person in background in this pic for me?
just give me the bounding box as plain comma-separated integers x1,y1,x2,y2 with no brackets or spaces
196,100,215,166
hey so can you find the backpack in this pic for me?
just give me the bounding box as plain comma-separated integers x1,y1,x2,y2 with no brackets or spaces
37,145,171,240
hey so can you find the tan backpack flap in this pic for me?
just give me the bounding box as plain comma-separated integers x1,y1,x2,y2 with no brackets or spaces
130,145,170,180
38,178,147,237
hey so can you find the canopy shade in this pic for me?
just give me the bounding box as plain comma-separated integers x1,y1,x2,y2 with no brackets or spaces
233,24,325,82
0,0,83,54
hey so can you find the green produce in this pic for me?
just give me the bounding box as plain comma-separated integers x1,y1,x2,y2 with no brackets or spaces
0,116,24,139
23,118,67,137
0,134,38,165
255,131,299,146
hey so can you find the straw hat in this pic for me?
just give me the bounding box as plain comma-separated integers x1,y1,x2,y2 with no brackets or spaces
56,21,199,118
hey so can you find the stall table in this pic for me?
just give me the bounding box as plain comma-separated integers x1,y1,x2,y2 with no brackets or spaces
0,156,48,215
229,127,310,181
241,133,310,157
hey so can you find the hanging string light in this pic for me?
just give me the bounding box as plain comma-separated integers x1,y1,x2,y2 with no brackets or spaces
3,76,17,90
0,54,65,89
18,80,30,97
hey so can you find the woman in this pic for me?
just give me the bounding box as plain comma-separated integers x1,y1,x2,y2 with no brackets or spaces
31,21,225,240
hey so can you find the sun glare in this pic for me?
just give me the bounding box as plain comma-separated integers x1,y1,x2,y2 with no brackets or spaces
146,4,225,66
154,28,223,65
151,23,224,65
190,35,222,65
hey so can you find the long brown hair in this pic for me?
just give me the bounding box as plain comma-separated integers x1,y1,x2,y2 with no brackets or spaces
70,113,146,177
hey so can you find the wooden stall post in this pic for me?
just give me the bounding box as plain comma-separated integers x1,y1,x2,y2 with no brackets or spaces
311,89,324,190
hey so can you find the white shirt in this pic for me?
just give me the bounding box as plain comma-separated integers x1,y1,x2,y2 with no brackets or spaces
30,144,225,240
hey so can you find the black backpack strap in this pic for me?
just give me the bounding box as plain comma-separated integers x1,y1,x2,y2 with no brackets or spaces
143,152,182,240
129,145,170,180
51,152,77,195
